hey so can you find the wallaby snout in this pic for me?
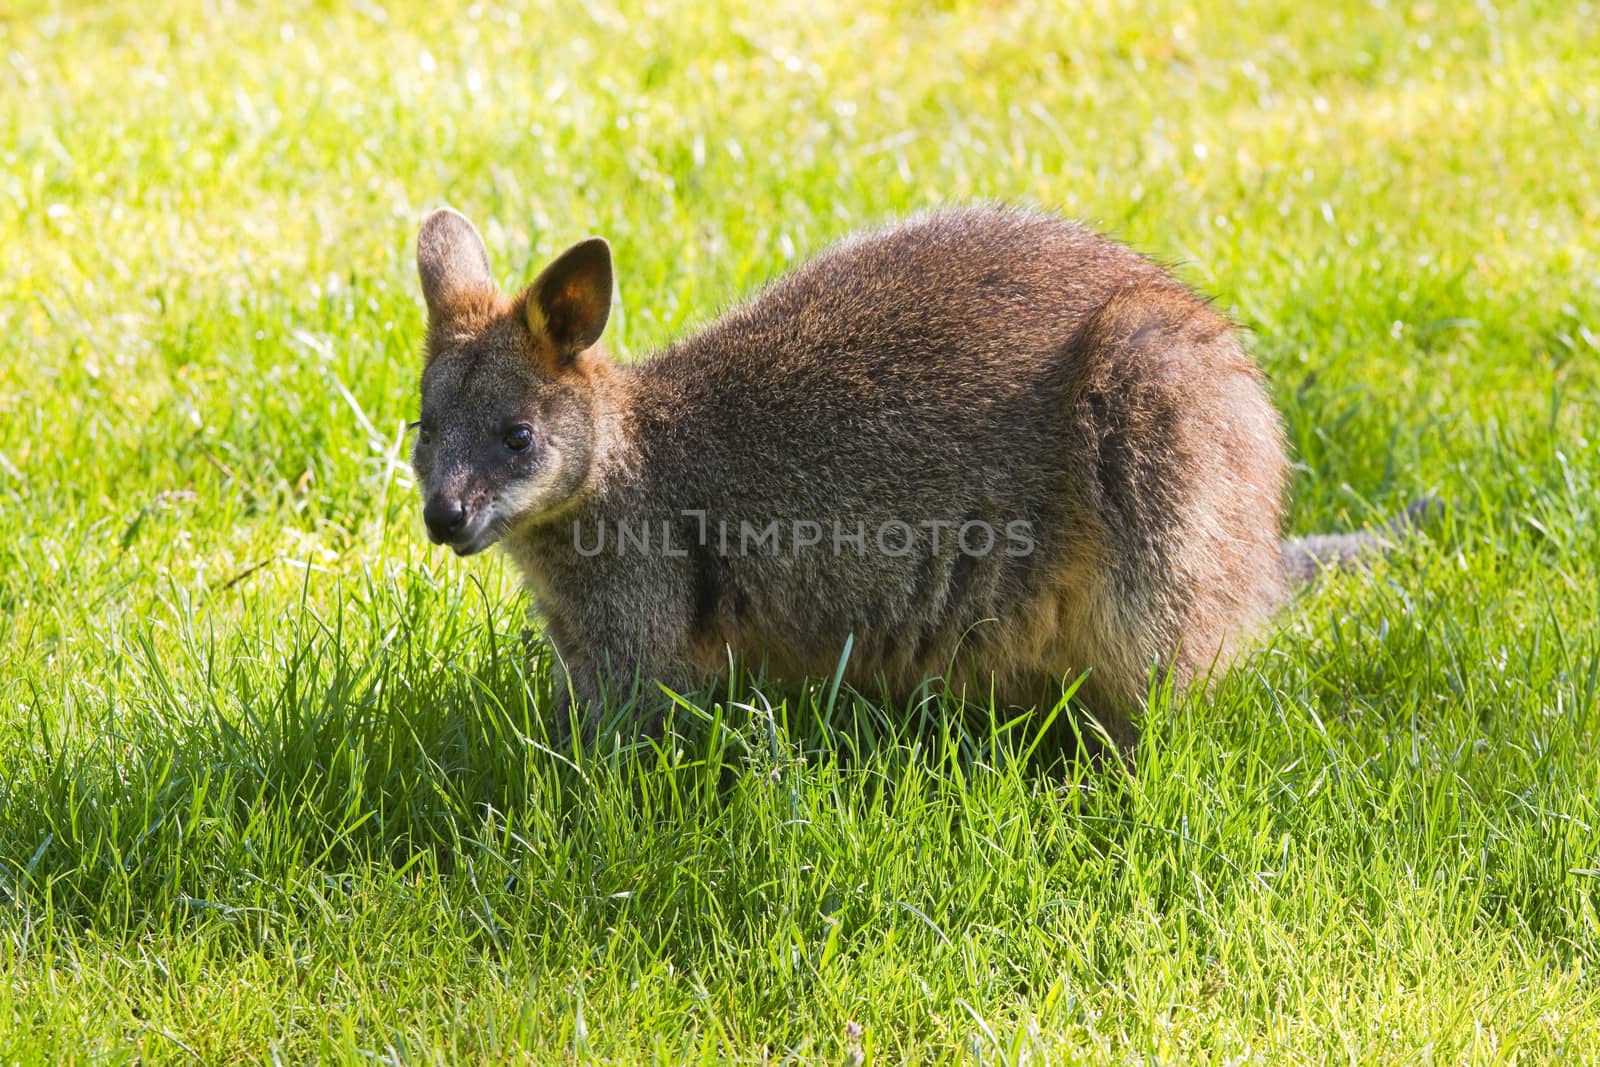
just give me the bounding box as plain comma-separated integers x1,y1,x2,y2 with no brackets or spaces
422,493,469,545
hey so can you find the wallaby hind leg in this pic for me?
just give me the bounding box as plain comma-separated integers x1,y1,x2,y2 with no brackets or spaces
1062,284,1291,741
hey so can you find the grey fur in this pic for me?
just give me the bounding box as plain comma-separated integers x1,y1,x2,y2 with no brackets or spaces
411,204,1423,747
1282,496,1438,585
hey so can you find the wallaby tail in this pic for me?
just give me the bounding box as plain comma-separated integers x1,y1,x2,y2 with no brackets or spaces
1282,496,1439,586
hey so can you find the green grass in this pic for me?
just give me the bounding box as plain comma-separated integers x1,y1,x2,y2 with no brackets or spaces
2,0,1599,1060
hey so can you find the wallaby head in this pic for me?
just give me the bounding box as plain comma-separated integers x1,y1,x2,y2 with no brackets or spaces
411,208,616,556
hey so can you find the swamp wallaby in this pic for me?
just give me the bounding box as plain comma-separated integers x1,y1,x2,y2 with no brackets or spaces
411,205,1415,746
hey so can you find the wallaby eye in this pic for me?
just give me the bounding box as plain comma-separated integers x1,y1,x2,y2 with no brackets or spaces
504,425,534,452
410,420,434,446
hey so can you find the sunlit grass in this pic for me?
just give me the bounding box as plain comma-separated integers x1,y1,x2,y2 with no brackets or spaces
2,0,1599,1061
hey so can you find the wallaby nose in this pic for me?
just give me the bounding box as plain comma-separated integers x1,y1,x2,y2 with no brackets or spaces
423,496,468,543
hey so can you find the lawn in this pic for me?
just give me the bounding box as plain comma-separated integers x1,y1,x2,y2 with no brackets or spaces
2,0,1598,1061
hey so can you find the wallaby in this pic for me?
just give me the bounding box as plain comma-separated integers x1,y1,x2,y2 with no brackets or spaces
411,204,1417,748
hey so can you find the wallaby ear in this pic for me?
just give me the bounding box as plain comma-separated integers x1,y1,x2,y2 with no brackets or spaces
525,237,613,363
417,208,496,320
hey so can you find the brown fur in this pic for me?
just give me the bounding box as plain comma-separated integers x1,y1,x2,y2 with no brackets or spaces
412,205,1303,746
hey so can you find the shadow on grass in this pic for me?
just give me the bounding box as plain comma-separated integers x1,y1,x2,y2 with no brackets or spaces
0,584,1136,940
